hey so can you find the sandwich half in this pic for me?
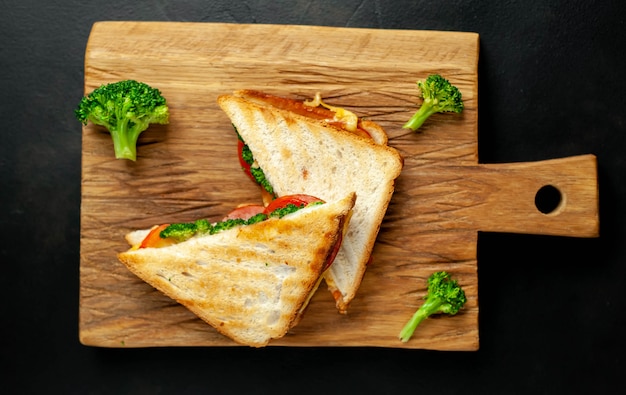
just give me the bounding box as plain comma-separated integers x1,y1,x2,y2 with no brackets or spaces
218,90,404,312
118,192,356,347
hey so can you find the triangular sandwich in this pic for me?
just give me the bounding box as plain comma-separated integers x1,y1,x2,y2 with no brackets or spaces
118,192,356,347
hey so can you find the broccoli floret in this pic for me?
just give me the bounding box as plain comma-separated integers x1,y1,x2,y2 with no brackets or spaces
249,165,275,195
399,271,467,342
158,200,319,244
235,127,275,196
160,219,211,243
75,80,169,161
237,129,255,164
246,213,268,224
210,218,247,234
160,217,255,242
269,203,304,218
403,74,464,132
268,201,324,219
159,223,197,242
194,219,212,234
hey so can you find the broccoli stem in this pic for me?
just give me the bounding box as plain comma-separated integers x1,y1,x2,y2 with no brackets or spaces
398,297,442,342
402,102,437,131
110,120,138,161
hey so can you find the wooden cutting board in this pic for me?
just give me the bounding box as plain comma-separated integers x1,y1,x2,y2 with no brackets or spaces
79,22,599,350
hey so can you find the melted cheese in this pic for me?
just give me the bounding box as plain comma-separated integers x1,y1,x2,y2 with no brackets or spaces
304,92,358,132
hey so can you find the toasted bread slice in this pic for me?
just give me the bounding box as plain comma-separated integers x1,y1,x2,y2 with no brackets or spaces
118,193,356,347
233,89,389,145
218,90,404,312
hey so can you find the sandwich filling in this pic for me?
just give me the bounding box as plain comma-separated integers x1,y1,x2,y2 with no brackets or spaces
236,127,275,200
137,194,325,250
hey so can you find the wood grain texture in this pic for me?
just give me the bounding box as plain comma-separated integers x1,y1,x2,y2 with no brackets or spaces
79,22,598,350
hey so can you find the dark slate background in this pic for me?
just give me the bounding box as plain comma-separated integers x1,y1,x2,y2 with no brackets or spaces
2,1,624,393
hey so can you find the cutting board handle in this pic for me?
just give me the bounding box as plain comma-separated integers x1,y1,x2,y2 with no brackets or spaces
471,154,599,237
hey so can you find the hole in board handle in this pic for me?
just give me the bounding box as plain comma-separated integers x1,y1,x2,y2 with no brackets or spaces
534,184,564,215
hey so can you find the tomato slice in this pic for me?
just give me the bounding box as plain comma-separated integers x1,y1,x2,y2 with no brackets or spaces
263,194,324,215
139,224,175,249
237,139,253,180
323,231,343,271
223,204,266,221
